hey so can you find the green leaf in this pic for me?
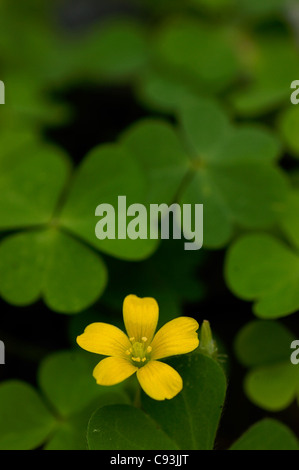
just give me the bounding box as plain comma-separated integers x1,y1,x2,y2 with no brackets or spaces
141,354,227,450
0,229,107,313
75,18,149,80
0,137,71,230
225,233,299,318
154,18,239,93
181,170,233,248
244,362,299,411
137,70,204,113
234,320,295,367
190,0,235,13
178,100,288,248
230,34,299,116
0,72,71,130
44,390,129,450
59,143,158,261
278,106,299,159
38,350,130,450
179,99,232,160
0,348,131,450
237,0,286,17
230,419,299,450
234,320,299,412
38,350,121,418
121,119,190,204
87,355,226,450
280,190,299,251
215,126,282,164
87,404,179,450
0,380,56,450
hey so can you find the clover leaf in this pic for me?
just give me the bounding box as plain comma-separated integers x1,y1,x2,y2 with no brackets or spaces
0,380,56,450
178,99,288,248
0,230,107,314
121,100,288,250
87,354,227,450
225,233,299,318
59,143,158,261
0,134,159,313
280,190,299,251
278,106,299,160
233,320,299,411
0,351,129,450
230,419,299,450
136,69,204,114
0,73,71,133
73,18,149,81
229,33,299,116
0,135,71,230
87,404,179,450
152,18,240,94
120,118,190,204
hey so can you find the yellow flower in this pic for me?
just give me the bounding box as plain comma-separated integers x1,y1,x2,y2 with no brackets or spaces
76,294,199,400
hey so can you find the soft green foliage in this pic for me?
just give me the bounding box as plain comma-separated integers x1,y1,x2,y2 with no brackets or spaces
229,32,299,116
279,106,299,158
0,380,56,450
225,234,299,318
87,354,226,450
0,0,299,452
230,419,299,450
178,100,288,248
59,143,158,260
0,97,289,310
234,321,299,411
280,190,299,250
140,355,227,450
0,351,130,450
121,119,190,204
87,405,179,450
0,230,107,313
152,18,240,94
0,134,71,229
122,99,288,249
0,137,160,312
74,18,149,81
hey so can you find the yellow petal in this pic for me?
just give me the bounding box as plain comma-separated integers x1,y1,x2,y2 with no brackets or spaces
137,360,182,400
76,322,131,358
150,317,199,360
93,356,138,385
123,294,159,343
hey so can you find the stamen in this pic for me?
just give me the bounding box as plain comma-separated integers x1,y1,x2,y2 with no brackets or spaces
128,339,152,366
129,337,135,342
132,356,141,363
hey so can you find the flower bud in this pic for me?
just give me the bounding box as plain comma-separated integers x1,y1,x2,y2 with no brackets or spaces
199,320,218,359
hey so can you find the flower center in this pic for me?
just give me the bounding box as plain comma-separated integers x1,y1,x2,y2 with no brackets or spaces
125,336,152,367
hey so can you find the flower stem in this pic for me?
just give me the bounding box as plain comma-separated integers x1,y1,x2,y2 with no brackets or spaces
133,383,141,408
